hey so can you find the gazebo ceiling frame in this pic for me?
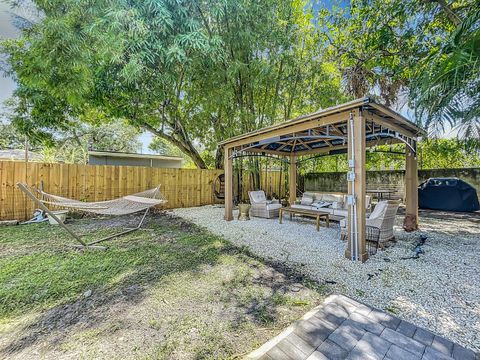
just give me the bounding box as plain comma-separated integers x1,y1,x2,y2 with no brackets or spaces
220,97,425,262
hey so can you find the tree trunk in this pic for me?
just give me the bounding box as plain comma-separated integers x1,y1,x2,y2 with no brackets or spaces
215,146,224,169
141,123,208,169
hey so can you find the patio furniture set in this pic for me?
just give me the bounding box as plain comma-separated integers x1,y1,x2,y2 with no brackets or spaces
248,190,400,253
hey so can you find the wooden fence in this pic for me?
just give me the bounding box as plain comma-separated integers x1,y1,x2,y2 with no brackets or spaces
0,161,287,221
237,170,287,203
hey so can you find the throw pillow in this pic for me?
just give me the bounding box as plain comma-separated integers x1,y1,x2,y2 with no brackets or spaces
312,201,332,209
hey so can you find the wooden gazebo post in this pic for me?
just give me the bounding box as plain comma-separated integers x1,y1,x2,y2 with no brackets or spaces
224,146,234,221
345,109,368,262
289,155,297,205
403,143,418,231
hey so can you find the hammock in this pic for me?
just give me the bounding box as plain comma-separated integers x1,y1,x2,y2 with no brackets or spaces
36,187,166,216
17,183,167,249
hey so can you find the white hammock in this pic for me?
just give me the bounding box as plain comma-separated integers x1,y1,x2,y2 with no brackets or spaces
17,183,167,249
36,187,167,216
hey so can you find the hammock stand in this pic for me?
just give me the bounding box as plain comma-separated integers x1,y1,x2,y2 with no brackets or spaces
17,183,167,249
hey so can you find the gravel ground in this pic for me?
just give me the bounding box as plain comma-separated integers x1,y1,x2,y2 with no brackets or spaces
173,205,480,352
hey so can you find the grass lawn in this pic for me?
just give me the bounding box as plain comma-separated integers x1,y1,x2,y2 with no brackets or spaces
0,212,328,359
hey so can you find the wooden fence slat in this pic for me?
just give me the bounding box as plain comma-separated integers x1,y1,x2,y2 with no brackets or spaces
5,162,16,220
0,160,285,221
0,161,7,219
13,162,26,220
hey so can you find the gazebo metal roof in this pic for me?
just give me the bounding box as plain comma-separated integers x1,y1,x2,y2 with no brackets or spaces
220,97,425,158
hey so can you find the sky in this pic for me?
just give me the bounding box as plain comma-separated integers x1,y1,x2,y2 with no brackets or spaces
0,1,18,109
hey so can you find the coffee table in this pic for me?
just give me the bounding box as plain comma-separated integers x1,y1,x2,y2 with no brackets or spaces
279,207,329,231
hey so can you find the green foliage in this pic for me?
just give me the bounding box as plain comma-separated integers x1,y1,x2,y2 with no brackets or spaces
0,122,25,149
298,139,480,173
417,138,480,169
44,120,142,163
411,8,480,138
0,117,141,163
298,154,348,174
319,0,479,138
148,137,183,157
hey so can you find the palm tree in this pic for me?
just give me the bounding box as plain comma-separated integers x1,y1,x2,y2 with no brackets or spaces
412,9,480,139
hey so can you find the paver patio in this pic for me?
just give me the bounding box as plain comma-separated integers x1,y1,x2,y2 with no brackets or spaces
247,295,478,360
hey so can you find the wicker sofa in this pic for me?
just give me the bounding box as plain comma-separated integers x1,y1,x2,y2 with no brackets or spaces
291,192,372,221
248,190,282,218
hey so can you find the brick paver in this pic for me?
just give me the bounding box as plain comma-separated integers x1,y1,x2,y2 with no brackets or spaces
248,294,478,360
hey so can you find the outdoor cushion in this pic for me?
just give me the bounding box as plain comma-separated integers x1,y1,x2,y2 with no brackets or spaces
332,201,342,209
301,194,314,205
321,194,343,203
266,203,282,211
312,201,332,209
291,204,334,214
369,200,388,219
291,204,312,210
333,209,348,218
303,192,318,198
319,208,334,214
249,191,267,204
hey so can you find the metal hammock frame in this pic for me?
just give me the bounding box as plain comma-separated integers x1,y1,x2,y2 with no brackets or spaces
17,183,167,249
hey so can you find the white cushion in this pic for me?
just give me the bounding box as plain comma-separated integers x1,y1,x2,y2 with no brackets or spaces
266,203,282,211
322,194,343,203
333,209,348,218
249,191,266,204
291,204,312,210
365,195,372,209
303,192,318,200
300,194,314,205
369,201,388,220
332,201,342,209
318,208,334,214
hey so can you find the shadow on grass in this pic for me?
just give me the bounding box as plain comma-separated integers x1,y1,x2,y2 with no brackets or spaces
0,213,225,356
219,245,328,328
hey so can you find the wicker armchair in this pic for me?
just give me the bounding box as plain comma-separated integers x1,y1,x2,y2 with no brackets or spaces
248,190,282,219
340,200,400,247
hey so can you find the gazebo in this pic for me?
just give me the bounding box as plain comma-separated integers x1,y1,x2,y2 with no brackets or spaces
219,97,425,262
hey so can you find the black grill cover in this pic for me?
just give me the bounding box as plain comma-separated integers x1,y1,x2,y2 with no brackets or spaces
419,177,480,212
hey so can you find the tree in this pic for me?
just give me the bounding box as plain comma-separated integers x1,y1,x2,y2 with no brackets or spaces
319,0,479,138
417,138,480,169
1,0,345,168
1,0,214,167
0,104,141,164
185,0,347,167
411,8,480,138
0,122,25,149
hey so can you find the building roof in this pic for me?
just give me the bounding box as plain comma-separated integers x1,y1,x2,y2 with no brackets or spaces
88,150,183,161
0,149,43,161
